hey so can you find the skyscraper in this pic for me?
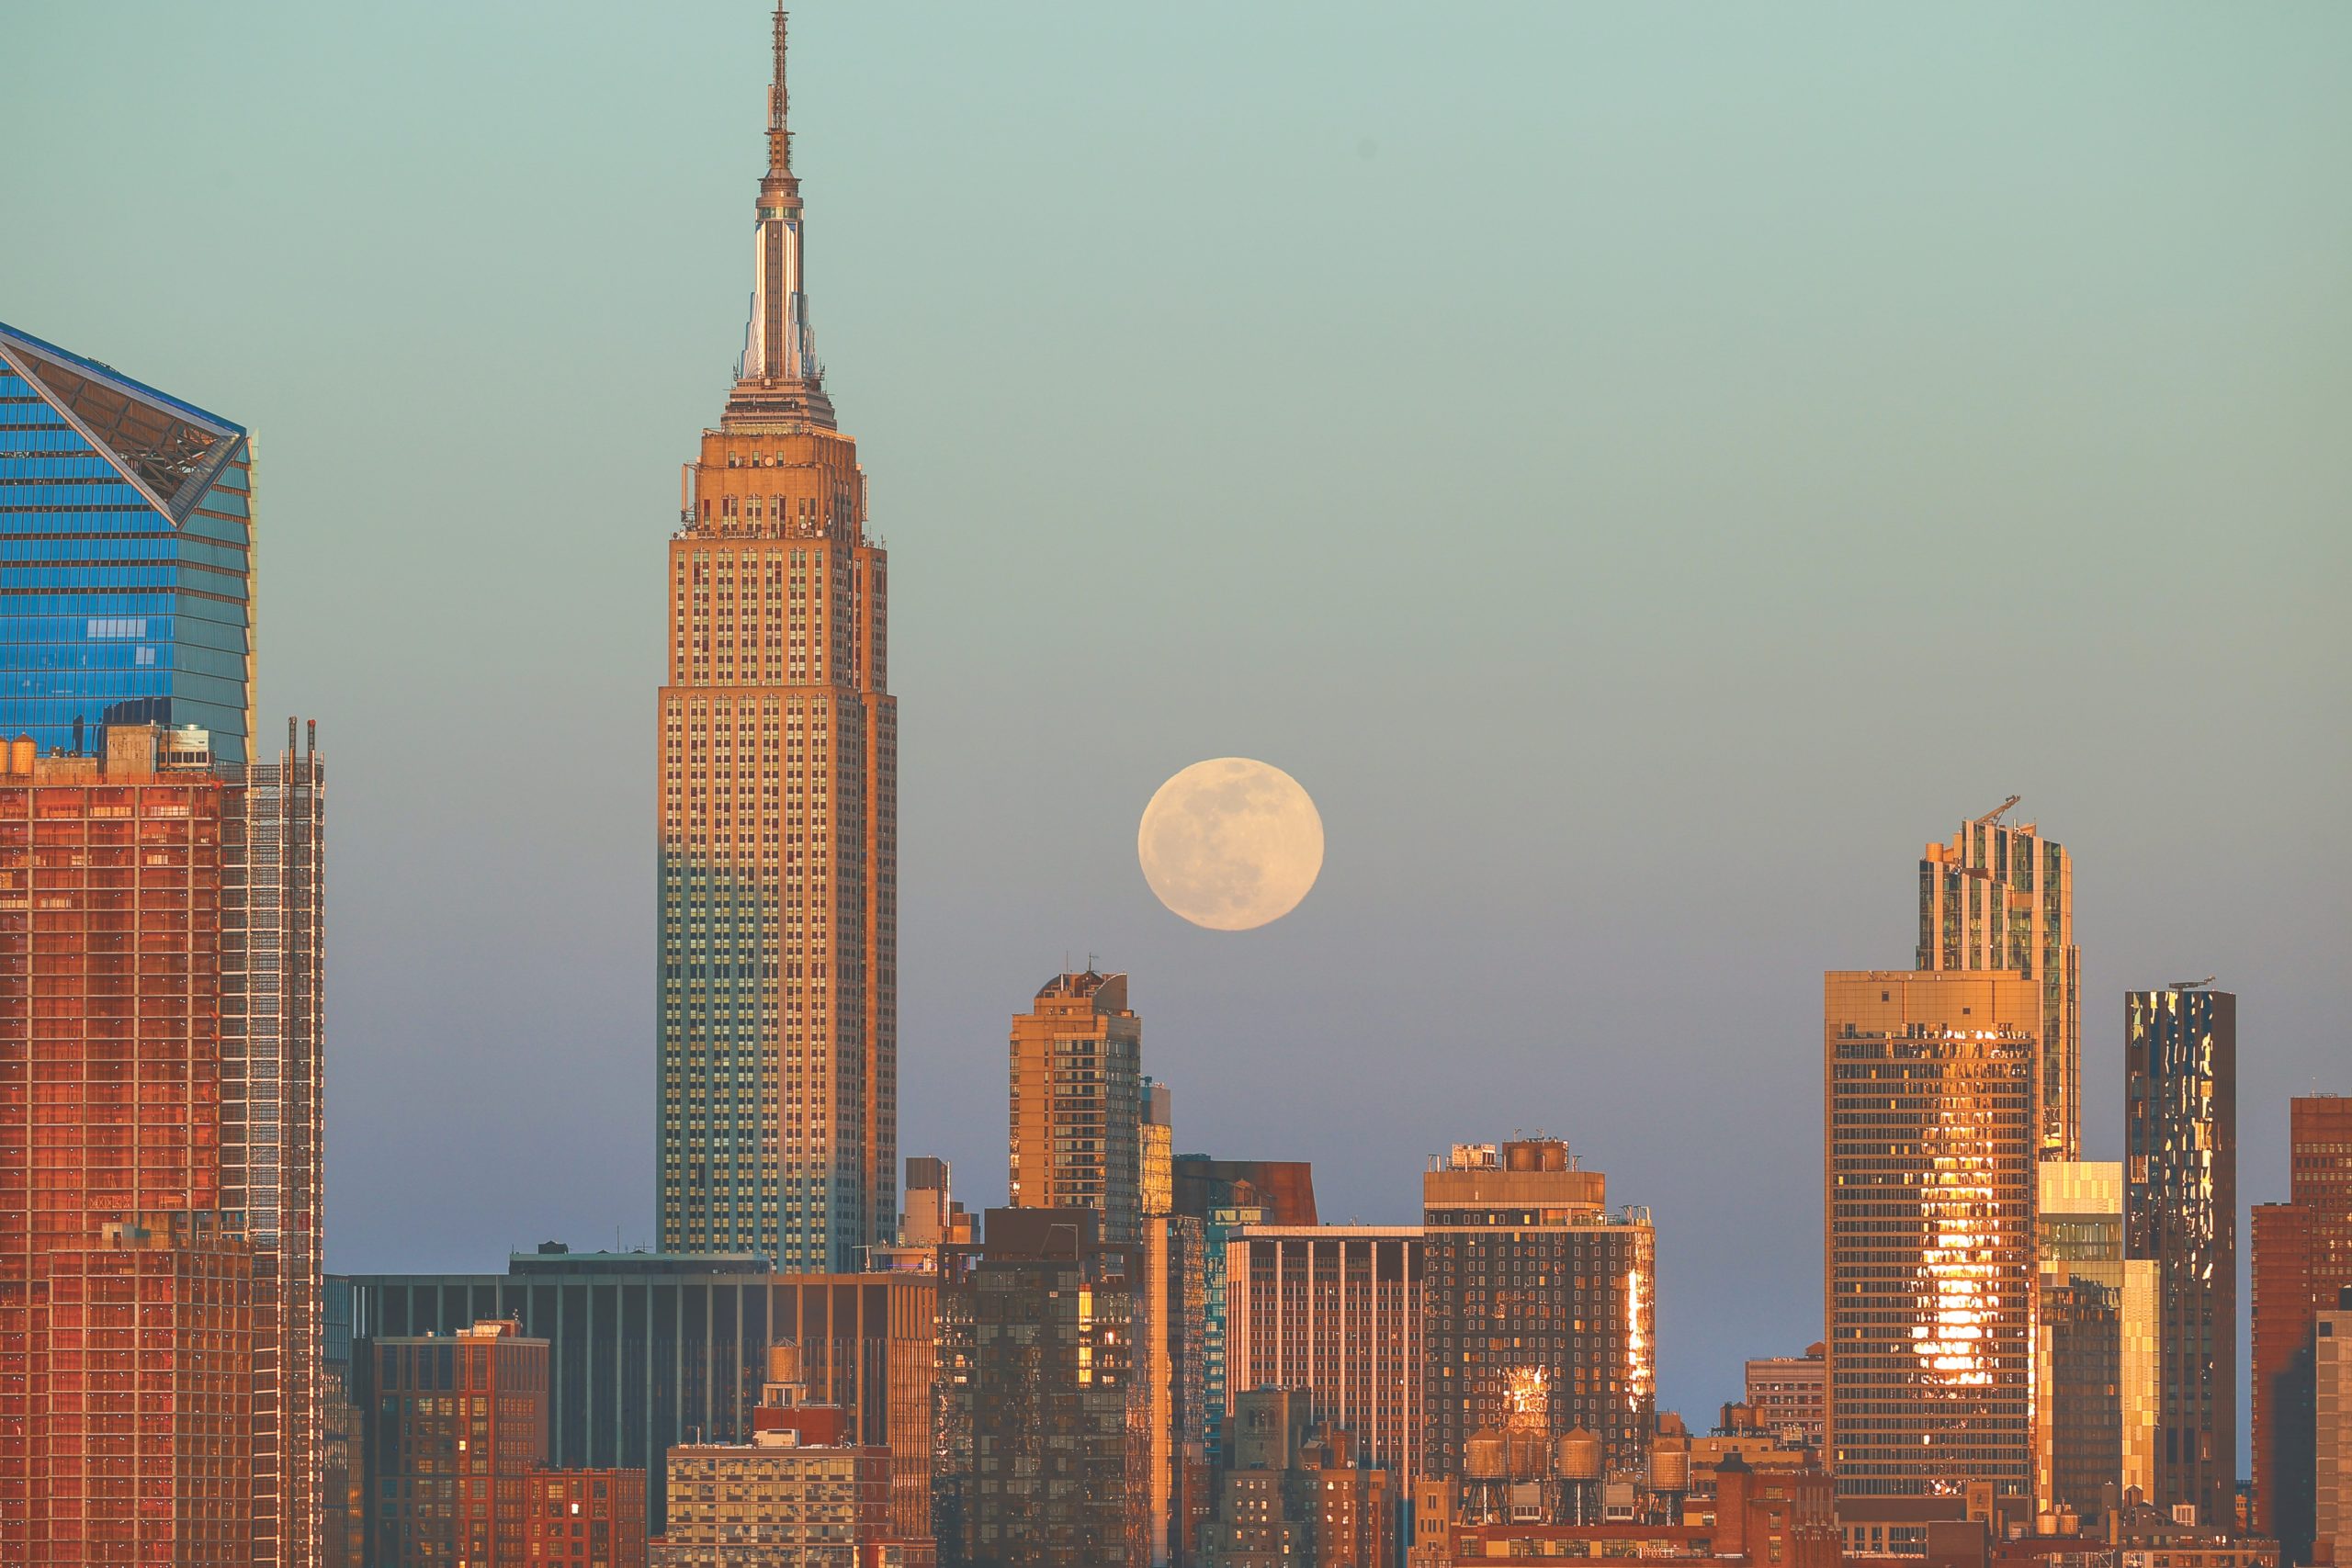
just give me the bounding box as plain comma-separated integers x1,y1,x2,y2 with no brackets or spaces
2125,985,2237,1529
2251,1095,2349,1556
2031,1161,2159,1515
1823,971,2038,1502
0,322,257,764
1,728,246,1566
1917,805,2079,1158
1421,1139,1657,1482
659,8,898,1270
936,1208,1149,1568
1224,1225,1424,1500
1008,969,1144,1245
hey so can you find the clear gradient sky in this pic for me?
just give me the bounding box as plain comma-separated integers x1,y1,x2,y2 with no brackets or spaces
4,3,2346,1427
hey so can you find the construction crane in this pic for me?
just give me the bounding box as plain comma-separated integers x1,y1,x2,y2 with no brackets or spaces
2170,976,2217,991
1974,795,2022,826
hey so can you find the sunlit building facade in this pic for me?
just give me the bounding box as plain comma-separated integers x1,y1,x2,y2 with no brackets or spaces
2125,986,2237,1529
1143,1077,1174,1219
1742,1345,1826,1451
2319,1292,2352,1568
365,1319,548,1567
1421,1139,1656,1482
659,7,898,1271
40,1213,254,1567
1008,969,1144,1244
1823,971,2038,1500
1917,808,2079,1158
2032,1160,2158,1515
0,321,255,764
2252,1095,2352,1559
0,728,245,1565
1225,1226,1424,1500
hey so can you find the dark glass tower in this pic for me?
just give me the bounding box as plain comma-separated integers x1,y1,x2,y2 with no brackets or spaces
0,323,254,763
2125,985,2237,1528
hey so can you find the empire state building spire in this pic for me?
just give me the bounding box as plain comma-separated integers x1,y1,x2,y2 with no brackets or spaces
728,5,835,429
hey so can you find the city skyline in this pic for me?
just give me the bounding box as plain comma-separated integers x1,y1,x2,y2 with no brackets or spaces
2,0,2346,1440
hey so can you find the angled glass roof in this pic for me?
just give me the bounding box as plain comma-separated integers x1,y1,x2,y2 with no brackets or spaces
0,321,246,524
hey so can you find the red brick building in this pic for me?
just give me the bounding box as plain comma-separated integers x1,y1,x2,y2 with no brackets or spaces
527,1467,647,1568
367,1319,549,1565
2251,1095,2352,1558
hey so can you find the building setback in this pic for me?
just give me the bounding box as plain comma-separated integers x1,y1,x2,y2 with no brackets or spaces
348,1251,937,1542
659,5,898,1271
2125,985,2237,1528
1824,971,2038,1502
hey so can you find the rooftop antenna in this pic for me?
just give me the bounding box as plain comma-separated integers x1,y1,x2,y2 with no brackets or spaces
767,5,792,179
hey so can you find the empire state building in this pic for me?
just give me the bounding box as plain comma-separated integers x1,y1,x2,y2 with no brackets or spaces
659,8,896,1269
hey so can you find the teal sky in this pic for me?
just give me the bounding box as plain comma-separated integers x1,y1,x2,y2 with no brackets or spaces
4,4,2346,1426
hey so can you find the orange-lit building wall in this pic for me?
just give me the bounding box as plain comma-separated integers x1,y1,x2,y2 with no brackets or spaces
39,1214,253,1568
526,1466,648,1568
1823,971,2039,1501
0,739,239,1566
658,423,897,1271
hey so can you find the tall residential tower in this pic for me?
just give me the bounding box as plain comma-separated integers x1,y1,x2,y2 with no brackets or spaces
659,8,898,1269
1008,969,1144,1245
2125,985,2238,1529
1917,804,2079,1159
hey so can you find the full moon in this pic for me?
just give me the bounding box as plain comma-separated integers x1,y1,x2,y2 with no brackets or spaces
1137,758,1325,931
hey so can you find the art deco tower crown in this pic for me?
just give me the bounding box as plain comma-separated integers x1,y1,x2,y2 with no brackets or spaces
727,6,836,430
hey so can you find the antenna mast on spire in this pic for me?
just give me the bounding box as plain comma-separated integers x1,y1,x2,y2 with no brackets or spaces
768,6,792,178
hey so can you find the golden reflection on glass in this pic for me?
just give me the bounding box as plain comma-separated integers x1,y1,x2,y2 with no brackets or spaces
1913,1100,1998,1392
1625,1268,1653,1415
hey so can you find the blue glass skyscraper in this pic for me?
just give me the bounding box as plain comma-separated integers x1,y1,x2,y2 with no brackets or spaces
0,322,254,764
